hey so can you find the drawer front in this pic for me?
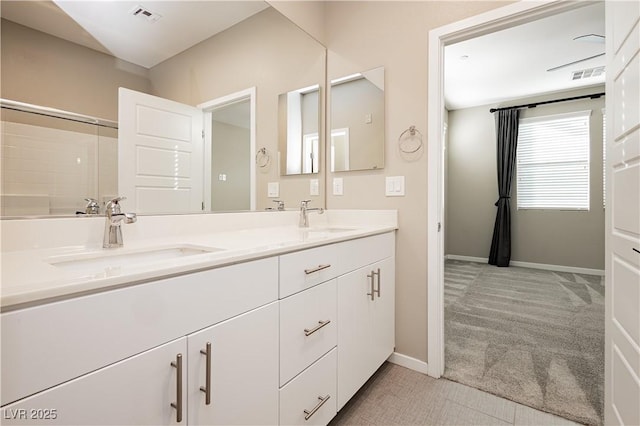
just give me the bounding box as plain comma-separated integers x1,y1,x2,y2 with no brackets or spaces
279,348,337,426
280,280,337,385
279,244,339,298
1,257,278,406
336,232,395,275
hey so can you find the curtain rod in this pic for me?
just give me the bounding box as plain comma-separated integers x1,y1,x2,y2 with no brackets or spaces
489,92,605,113
0,98,118,129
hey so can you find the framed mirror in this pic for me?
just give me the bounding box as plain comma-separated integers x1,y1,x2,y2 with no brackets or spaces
0,1,326,217
278,84,321,175
330,67,385,172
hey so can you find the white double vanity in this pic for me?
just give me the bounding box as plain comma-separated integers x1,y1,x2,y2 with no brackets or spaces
1,210,397,425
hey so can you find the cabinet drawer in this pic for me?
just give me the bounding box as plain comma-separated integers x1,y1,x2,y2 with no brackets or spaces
279,348,337,426
280,280,337,385
336,232,395,275
1,258,278,406
279,244,339,298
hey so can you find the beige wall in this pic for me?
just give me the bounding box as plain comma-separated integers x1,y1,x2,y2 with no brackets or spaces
148,8,326,211
211,120,251,212
0,19,150,121
447,87,606,269
324,1,509,364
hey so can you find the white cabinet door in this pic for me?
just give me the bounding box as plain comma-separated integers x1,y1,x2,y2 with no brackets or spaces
118,87,204,214
605,2,640,425
1,338,187,425
187,302,279,425
336,257,395,410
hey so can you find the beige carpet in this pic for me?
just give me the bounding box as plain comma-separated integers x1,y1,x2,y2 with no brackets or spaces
444,260,604,426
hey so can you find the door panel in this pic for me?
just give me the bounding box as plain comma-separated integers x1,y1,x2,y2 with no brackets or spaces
605,3,640,425
118,88,203,214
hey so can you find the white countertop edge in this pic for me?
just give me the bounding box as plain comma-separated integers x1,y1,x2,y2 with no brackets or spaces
1,225,397,311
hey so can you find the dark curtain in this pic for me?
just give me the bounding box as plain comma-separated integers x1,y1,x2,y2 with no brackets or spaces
488,109,520,267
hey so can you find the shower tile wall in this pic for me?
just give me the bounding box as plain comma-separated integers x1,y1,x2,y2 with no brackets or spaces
0,120,117,216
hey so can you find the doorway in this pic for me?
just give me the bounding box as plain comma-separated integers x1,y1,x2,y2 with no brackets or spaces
199,88,256,211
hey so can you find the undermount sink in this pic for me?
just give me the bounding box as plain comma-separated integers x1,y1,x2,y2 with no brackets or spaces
48,245,224,272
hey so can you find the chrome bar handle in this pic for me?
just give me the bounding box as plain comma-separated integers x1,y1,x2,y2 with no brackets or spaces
200,342,212,405
171,354,183,423
374,268,381,298
367,271,375,301
303,395,331,421
304,320,331,336
304,264,331,275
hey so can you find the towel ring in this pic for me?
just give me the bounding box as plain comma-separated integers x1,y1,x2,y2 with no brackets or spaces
255,147,271,168
398,125,423,154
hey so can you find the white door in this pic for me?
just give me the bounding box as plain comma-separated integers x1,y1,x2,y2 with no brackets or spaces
0,338,187,425
118,88,203,214
187,302,279,425
604,2,640,426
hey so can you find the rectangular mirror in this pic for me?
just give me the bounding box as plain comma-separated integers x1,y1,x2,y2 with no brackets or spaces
279,84,321,175
0,1,326,217
330,67,385,172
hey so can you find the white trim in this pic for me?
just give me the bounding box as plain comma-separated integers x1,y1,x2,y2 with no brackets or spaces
198,87,257,211
427,0,591,380
387,352,429,375
445,254,605,276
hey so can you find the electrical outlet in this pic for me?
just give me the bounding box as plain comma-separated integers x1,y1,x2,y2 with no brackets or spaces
310,179,319,196
333,177,344,196
267,182,280,198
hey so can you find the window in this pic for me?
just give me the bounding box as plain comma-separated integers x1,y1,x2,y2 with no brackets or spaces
516,111,591,210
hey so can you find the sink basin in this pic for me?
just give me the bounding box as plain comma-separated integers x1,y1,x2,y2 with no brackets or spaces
49,245,224,273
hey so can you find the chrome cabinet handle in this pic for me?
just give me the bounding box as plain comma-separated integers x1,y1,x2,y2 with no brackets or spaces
200,342,212,405
374,268,381,298
303,395,331,421
170,354,183,423
633,248,640,254
304,264,331,275
304,320,331,336
367,271,375,301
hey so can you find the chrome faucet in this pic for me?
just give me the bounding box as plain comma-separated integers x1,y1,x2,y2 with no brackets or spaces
299,200,324,228
273,200,285,211
84,198,100,215
103,197,137,248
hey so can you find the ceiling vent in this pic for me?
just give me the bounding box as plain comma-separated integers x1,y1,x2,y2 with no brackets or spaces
571,66,605,80
130,5,162,23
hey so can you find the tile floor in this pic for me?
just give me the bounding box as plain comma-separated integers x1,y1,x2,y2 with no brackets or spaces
330,362,582,425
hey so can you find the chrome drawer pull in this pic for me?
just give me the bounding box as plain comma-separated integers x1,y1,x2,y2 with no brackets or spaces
303,394,331,421
367,271,375,301
374,268,381,298
200,342,212,405
304,320,331,336
304,264,331,275
170,353,183,423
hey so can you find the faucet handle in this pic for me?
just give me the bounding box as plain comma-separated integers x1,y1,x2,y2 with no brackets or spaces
273,200,285,211
105,196,127,213
84,198,100,215
301,200,311,208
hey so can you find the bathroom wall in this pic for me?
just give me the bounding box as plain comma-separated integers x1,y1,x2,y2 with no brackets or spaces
0,19,151,121
446,87,606,269
323,1,511,365
148,8,326,211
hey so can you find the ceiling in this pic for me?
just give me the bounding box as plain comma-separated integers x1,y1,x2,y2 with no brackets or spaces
1,0,269,69
444,2,605,110
2,1,604,109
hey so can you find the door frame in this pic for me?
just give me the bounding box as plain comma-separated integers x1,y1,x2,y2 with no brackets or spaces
426,0,596,378
198,87,257,211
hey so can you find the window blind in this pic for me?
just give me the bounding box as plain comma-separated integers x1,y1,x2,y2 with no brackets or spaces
517,110,591,210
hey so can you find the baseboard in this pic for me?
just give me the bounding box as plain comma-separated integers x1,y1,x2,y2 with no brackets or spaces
446,254,604,276
387,352,429,375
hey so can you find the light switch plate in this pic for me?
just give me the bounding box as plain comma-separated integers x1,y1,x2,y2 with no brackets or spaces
385,176,405,196
267,182,280,198
333,177,344,196
310,179,319,196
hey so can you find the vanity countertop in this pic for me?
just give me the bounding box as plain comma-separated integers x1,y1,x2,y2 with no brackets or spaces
0,210,397,310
